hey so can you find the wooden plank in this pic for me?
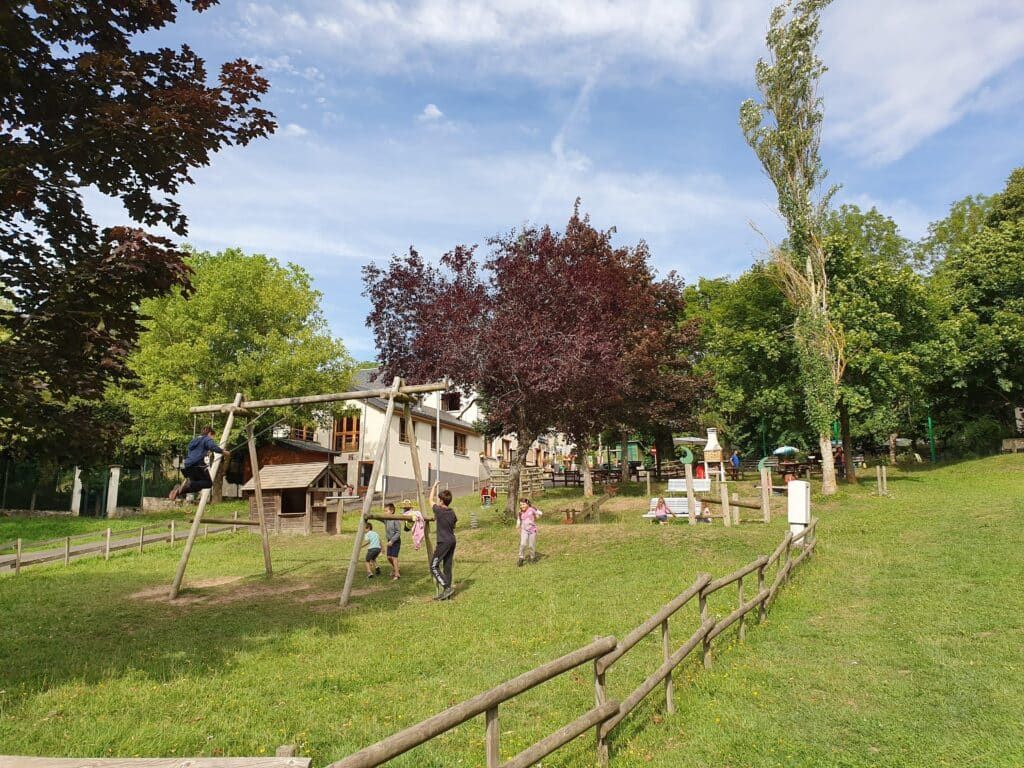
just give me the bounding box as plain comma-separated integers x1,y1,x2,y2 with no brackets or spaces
325,636,617,768
0,759,311,768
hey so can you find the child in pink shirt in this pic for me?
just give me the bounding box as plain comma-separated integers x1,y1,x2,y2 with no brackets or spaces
516,498,543,566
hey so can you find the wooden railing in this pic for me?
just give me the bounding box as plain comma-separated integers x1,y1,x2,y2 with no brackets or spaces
326,518,819,767
0,516,244,574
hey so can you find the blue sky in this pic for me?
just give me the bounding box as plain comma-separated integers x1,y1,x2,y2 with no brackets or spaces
100,1,1024,361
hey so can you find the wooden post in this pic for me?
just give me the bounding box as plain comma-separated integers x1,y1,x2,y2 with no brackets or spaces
645,470,651,499
875,464,882,496
757,561,767,622
737,575,746,643
104,527,111,560
684,462,696,525
203,523,209,538
731,491,740,525
232,509,238,533
341,377,401,607
720,480,731,527
64,536,70,565
699,586,711,669
169,520,175,546
662,618,674,714
594,660,609,767
170,391,243,598
402,400,434,567
760,469,771,523
247,421,273,577
15,538,22,575
139,525,145,553
882,465,889,495
784,537,792,584
485,706,500,768
305,490,313,536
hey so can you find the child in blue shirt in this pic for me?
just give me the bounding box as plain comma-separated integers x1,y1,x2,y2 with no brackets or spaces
362,521,382,578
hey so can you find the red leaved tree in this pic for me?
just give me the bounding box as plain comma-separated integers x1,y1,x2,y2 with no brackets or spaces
364,205,705,511
0,1,275,462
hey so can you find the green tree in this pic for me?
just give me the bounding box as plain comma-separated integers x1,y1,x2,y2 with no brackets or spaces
740,0,842,493
119,248,353,463
926,169,1024,453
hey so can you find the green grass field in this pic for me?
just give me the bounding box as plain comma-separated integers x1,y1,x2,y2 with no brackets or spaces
1,456,1022,766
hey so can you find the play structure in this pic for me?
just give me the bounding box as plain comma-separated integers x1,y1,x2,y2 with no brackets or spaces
170,377,448,606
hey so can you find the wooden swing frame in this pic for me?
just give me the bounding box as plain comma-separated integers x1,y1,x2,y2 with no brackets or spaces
169,377,448,606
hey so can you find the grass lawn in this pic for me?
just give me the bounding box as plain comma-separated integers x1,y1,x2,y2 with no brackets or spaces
1,456,1022,766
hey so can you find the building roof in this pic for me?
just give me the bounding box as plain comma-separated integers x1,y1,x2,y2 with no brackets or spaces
241,462,342,491
275,437,339,454
355,367,479,434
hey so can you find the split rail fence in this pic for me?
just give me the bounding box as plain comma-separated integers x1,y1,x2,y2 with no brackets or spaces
0,515,246,575
327,518,819,768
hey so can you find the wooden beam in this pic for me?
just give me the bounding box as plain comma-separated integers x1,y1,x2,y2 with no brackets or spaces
189,380,449,414
247,421,274,576
403,400,434,565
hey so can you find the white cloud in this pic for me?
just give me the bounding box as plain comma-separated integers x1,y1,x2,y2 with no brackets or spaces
418,103,444,121
282,122,309,137
820,0,1024,164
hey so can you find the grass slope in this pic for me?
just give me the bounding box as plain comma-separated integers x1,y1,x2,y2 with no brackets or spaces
1,456,1021,766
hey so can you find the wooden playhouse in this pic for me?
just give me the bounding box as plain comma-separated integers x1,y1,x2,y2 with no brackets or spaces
241,461,347,535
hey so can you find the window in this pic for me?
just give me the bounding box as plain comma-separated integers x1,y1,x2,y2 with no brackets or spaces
430,425,437,450
441,391,462,412
399,418,411,444
333,416,360,452
290,426,315,441
483,439,492,458
454,432,467,456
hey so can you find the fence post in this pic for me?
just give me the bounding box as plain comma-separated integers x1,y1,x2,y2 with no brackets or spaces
170,520,175,546
875,465,882,495
204,523,209,538
784,539,792,584
757,561,767,622
699,586,712,669
594,659,609,767
737,575,746,643
731,491,740,525
662,618,674,714
15,538,22,575
760,468,771,523
64,536,70,566
882,465,889,495
232,509,238,533
485,706,500,768
720,480,731,527
139,526,145,554
104,527,111,560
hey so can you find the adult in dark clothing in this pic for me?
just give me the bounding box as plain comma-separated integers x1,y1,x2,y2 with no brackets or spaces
169,426,230,501
429,480,457,601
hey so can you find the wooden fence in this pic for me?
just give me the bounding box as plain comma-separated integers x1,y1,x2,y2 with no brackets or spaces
0,515,244,575
325,518,819,768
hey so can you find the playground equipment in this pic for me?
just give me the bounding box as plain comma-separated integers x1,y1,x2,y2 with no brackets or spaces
170,377,448,606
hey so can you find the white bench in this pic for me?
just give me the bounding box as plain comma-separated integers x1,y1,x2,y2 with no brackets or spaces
642,497,690,519
667,478,711,494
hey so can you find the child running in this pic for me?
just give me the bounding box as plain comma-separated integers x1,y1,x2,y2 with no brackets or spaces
516,498,543,566
362,521,382,578
429,481,457,600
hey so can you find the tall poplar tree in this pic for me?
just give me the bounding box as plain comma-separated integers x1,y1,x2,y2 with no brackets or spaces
740,0,842,493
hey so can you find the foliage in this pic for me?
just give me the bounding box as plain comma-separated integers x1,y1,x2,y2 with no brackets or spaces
0,1,274,460
926,170,1024,452
740,0,841,492
364,205,703,509
119,248,353,453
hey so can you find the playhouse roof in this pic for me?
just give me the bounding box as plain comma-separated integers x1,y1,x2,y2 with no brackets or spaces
241,461,342,491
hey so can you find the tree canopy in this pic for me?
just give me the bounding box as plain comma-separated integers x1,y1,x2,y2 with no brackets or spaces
119,248,353,454
0,1,274,459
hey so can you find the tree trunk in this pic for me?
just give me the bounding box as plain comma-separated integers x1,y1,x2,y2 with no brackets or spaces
839,399,857,483
504,432,535,520
818,433,837,495
578,437,594,498
888,432,898,465
619,428,630,483
29,488,37,512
